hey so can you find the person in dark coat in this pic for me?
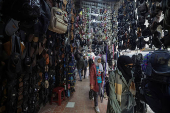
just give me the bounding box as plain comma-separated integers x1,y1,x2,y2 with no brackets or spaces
88,55,94,72
83,55,88,79
77,56,85,81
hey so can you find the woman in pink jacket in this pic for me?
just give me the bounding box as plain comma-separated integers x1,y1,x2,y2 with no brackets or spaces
90,56,103,113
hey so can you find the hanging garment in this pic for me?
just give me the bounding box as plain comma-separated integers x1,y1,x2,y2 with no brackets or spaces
107,70,136,113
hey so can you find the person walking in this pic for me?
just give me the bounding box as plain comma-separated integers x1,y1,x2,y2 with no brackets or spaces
76,56,85,81
90,56,103,113
83,55,88,79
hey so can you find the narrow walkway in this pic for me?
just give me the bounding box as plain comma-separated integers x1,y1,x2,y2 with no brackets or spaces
39,70,108,113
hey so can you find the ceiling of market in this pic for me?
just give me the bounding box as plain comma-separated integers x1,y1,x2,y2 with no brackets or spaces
76,0,119,2
74,0,120,11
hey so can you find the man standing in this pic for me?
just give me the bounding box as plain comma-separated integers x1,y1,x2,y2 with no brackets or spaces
83,55,88,79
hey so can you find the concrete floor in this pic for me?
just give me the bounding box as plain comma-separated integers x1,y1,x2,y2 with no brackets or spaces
39,69,108,113
39,68,154,113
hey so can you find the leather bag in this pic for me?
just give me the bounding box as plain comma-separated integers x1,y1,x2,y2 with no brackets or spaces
3,36,25,56
44,53,49,65
48,7,68,34
71,24,74,30
5,18,19,36
5,36,24,80
71,31,74,40
71,14,74,23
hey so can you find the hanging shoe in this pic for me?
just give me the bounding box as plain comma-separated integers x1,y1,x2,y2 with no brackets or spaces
95,106,100,113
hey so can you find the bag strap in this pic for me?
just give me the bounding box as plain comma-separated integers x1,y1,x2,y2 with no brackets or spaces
25,42,30,57
11,35,22,55
46,0,53,8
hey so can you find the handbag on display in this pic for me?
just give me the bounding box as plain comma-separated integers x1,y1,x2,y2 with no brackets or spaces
3,36,24,80
3,36,25,56
5,18,19,36
138,0,148,15
48,7,68,34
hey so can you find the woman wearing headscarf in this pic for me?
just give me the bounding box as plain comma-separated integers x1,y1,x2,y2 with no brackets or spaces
107,55,136,113
90,56,103,113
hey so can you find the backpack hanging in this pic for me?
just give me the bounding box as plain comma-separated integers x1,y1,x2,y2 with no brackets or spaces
144,50,170,84
48,7,68,34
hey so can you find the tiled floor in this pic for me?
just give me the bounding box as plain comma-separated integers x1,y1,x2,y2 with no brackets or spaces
39,69,108,113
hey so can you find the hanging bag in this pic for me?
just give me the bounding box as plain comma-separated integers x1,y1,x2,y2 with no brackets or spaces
163,0,170,30
3,0,41,21
5,18,19,36
5,35,23,80
71,14,74,23
138,0,148,15
24,42,32,73
144,50,170,84
48,7,68,34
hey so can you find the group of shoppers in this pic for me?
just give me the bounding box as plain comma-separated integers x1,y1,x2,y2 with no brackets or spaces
77,51,136,113
76,53,103,113
83,54,136,113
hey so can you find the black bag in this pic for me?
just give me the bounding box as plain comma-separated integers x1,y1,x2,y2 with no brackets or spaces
89,89,93,100
24,42,32,73
138,0,148,15
145,50,170,84
7,35,22,80
37,57,46,71
106,80,110,97
38,0,51,37
3,0,41,21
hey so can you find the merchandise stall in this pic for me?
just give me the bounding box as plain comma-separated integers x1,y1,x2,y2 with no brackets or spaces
0,0,170,113
0,0,77,112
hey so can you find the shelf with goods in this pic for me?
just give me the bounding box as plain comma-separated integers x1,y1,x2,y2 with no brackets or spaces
1,0,80,112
